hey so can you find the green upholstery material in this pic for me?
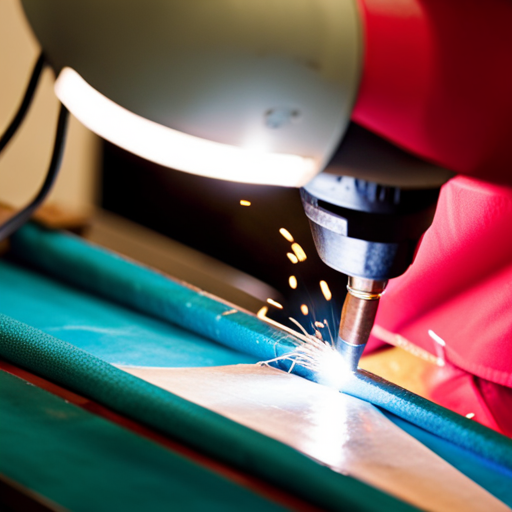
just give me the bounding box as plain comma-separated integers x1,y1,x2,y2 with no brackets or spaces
0,370,288,512
0,313,417,512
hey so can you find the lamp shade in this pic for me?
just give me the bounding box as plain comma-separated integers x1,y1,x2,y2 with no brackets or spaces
20,0,362,186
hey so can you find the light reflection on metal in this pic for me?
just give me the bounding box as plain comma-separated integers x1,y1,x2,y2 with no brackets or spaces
267,298,284,309
286,253,299,264
239,199,251,206
291,243,307,262
288,276,297,289
122,365,508,512
300,304,309,315
279,228,294,243
319,280,332,301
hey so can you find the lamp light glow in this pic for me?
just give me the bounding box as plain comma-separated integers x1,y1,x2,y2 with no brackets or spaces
55,68,318,187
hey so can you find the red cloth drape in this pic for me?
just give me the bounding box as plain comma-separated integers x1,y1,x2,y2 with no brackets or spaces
367,177,512,435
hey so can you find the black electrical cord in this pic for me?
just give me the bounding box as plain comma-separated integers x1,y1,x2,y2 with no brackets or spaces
0,53,45,154
0,104,69,241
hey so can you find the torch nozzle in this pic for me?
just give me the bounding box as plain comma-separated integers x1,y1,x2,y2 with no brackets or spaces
336,277,387,372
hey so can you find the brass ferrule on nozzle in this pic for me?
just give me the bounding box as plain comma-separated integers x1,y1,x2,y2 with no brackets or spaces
336,277,387,371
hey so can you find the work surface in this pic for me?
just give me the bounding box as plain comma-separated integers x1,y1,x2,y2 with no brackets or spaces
0,224,511,511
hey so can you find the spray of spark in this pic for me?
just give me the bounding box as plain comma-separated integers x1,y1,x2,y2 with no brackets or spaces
256,229,349,389
258,312,351,390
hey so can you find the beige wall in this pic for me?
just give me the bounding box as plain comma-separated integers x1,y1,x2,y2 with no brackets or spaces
0,0,99,212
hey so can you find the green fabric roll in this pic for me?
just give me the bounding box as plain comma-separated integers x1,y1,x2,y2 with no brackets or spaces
0,370,287,512
0,313,417,512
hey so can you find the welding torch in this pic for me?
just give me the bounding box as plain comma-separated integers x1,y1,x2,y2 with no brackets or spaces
301,124,451,371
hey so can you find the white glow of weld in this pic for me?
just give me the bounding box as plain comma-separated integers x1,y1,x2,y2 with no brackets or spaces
261,330,352,390
55,68,318,186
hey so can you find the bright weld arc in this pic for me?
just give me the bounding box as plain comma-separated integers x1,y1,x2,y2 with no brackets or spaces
261,324,350,389
291,243,307,262
319,280,332,301
289,276,297,289
279,228,294,243
287,253,299,264
257,309,350,389
267,298,284,309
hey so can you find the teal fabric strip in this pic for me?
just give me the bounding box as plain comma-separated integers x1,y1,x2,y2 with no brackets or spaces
0,313,417,512
10,224,298,362
346,370,512,474
0,259,258,368
382,411,512,507
0,370,287,512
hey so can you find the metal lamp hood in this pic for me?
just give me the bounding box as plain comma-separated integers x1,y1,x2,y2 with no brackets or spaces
21,0,362,186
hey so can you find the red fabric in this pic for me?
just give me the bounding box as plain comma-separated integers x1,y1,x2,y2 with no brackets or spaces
353,0,512,185
352,0,512,434
367,176,512,434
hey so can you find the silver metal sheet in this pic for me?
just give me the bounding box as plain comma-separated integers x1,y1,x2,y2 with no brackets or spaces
122,364,510,512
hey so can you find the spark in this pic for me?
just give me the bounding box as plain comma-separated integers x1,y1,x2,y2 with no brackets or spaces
288,276,297,289
314,321,325,328
466,412,475,419
291,243,307,262
260,328,351,390
300,304,309,315
239,199,251,206
286,253,299,264
221,309,238,316
428,329,446,346
289,317,310,337
257,306,269,318
319,280,332,301
279,228,294,243
267,298,284,309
